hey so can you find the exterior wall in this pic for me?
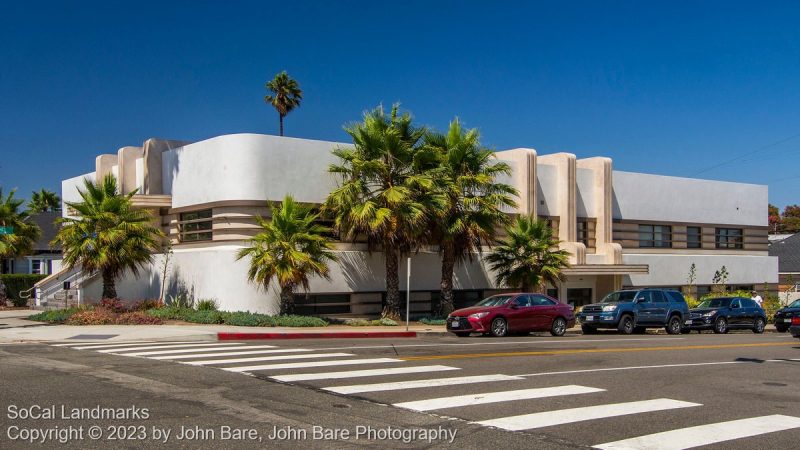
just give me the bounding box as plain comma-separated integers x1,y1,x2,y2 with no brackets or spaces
61,172,96,218
621,254,778,287
612,171,767,226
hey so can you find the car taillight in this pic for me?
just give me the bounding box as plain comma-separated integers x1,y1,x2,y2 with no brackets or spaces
792,316,800,326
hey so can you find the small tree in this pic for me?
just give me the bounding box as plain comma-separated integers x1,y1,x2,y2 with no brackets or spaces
237,195,337,315
0,188,42,269
485,216,571,292
686,262,697,298
711,265,729,293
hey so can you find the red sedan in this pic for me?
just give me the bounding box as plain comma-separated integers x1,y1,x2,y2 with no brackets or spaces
446,293,576,337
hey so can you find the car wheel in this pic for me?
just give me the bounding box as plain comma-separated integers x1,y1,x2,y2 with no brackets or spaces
581,324,597,334
633,326,647,334
490,317,508,337
666,316,682,335
713,317,728,334
752,317,766,334
617,315,634,335
453,332,470,337
550,317,567,336
775,324,789,333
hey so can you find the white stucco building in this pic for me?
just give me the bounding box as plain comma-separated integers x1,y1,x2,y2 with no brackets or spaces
36,134,778,315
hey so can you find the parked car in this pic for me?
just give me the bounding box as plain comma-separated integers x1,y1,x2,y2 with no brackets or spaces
773,299,800,332
684,297,767,334
446,293,576,337
576,289,690,335
790,316,800,340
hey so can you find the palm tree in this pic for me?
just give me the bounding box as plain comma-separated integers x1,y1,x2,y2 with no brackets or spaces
485,216,571,292
264,71,303,136
425,119,518,316
54,175,162,299
236,195,337,315
325,105,444,319
28,189,61,213
0,188,41,270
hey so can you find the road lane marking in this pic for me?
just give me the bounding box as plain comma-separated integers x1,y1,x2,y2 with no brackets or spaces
515,359,800,377
121,344,278,356
224,358,402,373
477,398,701,431
183,352,354,366
314,337,685,351
323,374,522,394
594,414,800,449
96,343,245,353
275,366,460,383
151,348,312,360
393,385,604,411
62,341,200,350
400,342,798,361
52,341,159,347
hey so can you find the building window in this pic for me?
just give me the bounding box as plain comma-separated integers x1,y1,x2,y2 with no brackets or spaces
639,225,672,248
1,259,14,274
31,259,42,274
577,220,589,246
686,226,702,249
179,209,213,242
715,228,743,249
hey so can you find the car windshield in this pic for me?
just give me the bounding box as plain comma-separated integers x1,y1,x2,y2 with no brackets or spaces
600,291,637,303
474,295,514,307
697,298,733,308
788,299,800,308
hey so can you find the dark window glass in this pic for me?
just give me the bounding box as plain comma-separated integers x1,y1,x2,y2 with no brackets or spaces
639,225,672,248
179,209,213,242
715,228,743,249
635,291,653,303
651,291,666,303
665,291,687,304
686,227,702,248
577,220,589,246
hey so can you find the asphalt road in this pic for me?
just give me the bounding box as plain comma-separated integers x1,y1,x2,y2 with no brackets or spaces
1,331,799,449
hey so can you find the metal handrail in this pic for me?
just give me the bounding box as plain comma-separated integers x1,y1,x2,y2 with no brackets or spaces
19,286,35,299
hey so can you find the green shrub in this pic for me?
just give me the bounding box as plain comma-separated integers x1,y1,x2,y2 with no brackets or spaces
182,309,226,324
66,309,117,325
196,299,219,311
132,299,160,311
166,293,194,309
224,311,276,327
145,306,191,320
374,318,398,326
1,274,47,306
28,307,84,323
419,317,447,325
343,318,372,326
274,315,328,327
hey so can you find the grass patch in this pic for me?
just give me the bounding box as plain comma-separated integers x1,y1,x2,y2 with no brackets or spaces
28,307,85,323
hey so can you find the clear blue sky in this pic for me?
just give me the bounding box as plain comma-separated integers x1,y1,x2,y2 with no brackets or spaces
1,0,798,209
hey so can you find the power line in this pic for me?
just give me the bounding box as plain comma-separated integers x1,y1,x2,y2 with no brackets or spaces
691,132,800,176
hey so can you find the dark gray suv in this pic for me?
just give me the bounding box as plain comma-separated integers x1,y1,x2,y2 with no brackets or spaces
576,289,690,335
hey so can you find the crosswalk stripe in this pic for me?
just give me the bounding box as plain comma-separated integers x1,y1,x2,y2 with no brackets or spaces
120,345,278,357
96,343,245,353
183,352,354,366
275,365,459,383
223,358,402,373
477,398,701,431
68,341,202,350
323,374,522,394
594,414,800,450
151,348,312,360
394,385,605,412
51,341,159,347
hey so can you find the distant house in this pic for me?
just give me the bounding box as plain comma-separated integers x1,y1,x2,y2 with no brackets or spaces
769,233,800,288
0,211,62,275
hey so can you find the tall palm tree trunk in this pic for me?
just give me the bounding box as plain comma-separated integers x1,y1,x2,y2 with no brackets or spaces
101,270,117,299
383,245,401,320
439,241,456,316
279,284,294,315
279,114,285,136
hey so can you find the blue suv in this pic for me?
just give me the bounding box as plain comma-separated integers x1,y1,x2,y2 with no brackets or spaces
577,289,690,335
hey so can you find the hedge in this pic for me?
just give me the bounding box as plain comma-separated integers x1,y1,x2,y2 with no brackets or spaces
1,274,47,307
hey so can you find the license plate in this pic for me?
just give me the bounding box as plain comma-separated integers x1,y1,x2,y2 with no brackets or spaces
450,321,460,328
685,320,692,325
785,318,793,323
586,316,595,321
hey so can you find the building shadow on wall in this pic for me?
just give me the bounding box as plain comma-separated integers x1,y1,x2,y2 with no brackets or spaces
338,251,381,291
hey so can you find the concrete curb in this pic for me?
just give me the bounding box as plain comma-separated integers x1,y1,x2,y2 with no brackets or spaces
218,331,419,340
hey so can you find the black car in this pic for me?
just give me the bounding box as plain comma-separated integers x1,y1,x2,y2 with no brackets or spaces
773,299,800,333
685,297,767,334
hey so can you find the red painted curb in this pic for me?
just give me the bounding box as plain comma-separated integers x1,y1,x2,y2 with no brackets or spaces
218,331,418,340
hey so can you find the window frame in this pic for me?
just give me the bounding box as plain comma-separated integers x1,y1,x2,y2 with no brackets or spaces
686,226,702,249
178,209,213,242
715,228,743,249
638,224,672,248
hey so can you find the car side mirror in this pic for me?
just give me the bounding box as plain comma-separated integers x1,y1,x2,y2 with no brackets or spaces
509,303,519,310
633,298,642,304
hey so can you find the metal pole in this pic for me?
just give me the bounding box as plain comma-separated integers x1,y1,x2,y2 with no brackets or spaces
406,257,411,331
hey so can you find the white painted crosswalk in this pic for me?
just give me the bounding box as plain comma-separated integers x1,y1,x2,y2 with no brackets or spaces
50,339,800,448
476,398,701,431
595,414,800,450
